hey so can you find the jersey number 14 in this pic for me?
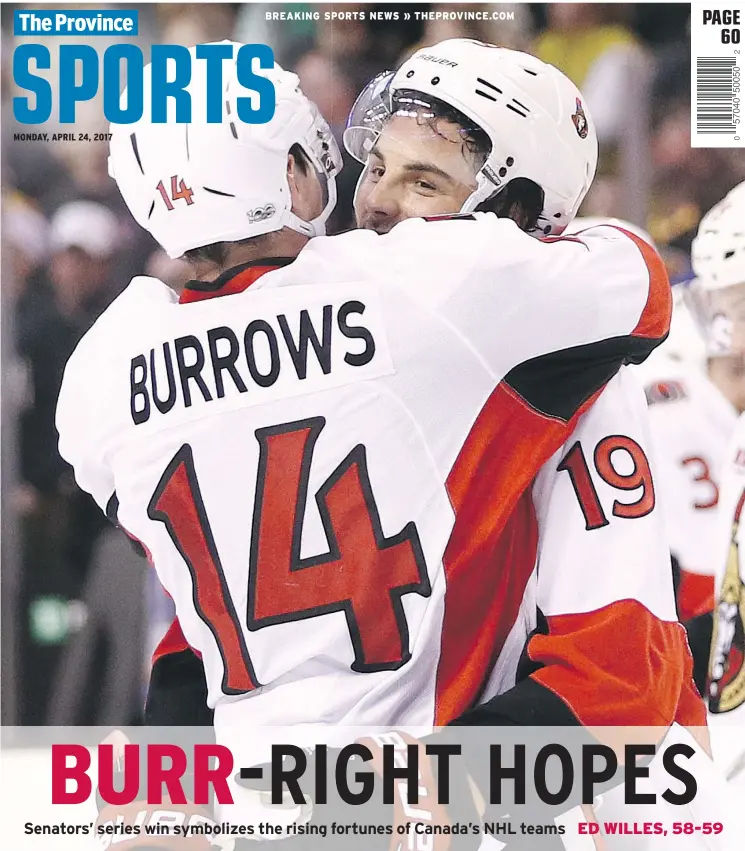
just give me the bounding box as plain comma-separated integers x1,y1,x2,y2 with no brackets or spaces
147,417,431,694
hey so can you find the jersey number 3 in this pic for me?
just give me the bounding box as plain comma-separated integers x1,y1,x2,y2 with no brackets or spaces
147,417,430,694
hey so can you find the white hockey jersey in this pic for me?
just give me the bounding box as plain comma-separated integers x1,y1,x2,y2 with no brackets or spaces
57,215,684,750
633,299,738,621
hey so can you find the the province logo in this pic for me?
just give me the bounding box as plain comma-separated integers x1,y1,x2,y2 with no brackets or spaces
12,10,276,125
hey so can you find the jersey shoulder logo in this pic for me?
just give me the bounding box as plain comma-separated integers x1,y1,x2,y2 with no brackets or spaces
247,204,276,224
644,379,688,405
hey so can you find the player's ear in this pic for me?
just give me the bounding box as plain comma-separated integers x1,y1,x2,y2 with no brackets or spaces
287,144,323,223
287,151,301,200
286,145,311,212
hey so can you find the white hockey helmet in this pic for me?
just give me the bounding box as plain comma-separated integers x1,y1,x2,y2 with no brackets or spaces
344,38,598,236
108,41,342,259
691,180,745,291
686,181,745,355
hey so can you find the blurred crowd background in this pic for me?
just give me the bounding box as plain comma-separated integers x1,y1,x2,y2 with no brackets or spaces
2,2,745,726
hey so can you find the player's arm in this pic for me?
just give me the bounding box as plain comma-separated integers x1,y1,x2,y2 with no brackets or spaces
379,215,671,377
56,278,178,513
145,617,213,726
450,368,705,734
107,497,212,726
55,331,115,513
55,288,214,729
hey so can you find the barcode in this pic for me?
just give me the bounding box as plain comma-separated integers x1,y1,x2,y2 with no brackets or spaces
696,56,737,134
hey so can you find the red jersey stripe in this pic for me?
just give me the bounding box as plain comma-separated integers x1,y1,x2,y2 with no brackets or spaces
529,599,706,728
436,382,603,724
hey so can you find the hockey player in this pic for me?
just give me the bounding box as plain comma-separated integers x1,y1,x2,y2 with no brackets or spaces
693,182,745,785
344,41,702,733
634,284,741,689
56,40,693,847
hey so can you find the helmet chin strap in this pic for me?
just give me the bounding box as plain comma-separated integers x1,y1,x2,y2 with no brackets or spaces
351,163,369,223
283,173,339,239
459,170,502,214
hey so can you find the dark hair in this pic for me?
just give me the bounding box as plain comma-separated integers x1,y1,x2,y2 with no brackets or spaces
393,89,545,232
476,177,545,232
393,89,492,169
182,143,311,267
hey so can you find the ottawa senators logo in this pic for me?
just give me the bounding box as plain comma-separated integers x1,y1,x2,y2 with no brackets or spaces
572,98,589,139
644,380,688,405
709,488,745,713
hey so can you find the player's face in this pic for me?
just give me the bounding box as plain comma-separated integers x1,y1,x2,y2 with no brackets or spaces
708,355,745,414
354,114,480,234
50,246,108,306
711,281,745,353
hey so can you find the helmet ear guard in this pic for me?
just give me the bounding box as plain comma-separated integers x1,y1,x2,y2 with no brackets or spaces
286,101,343,239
